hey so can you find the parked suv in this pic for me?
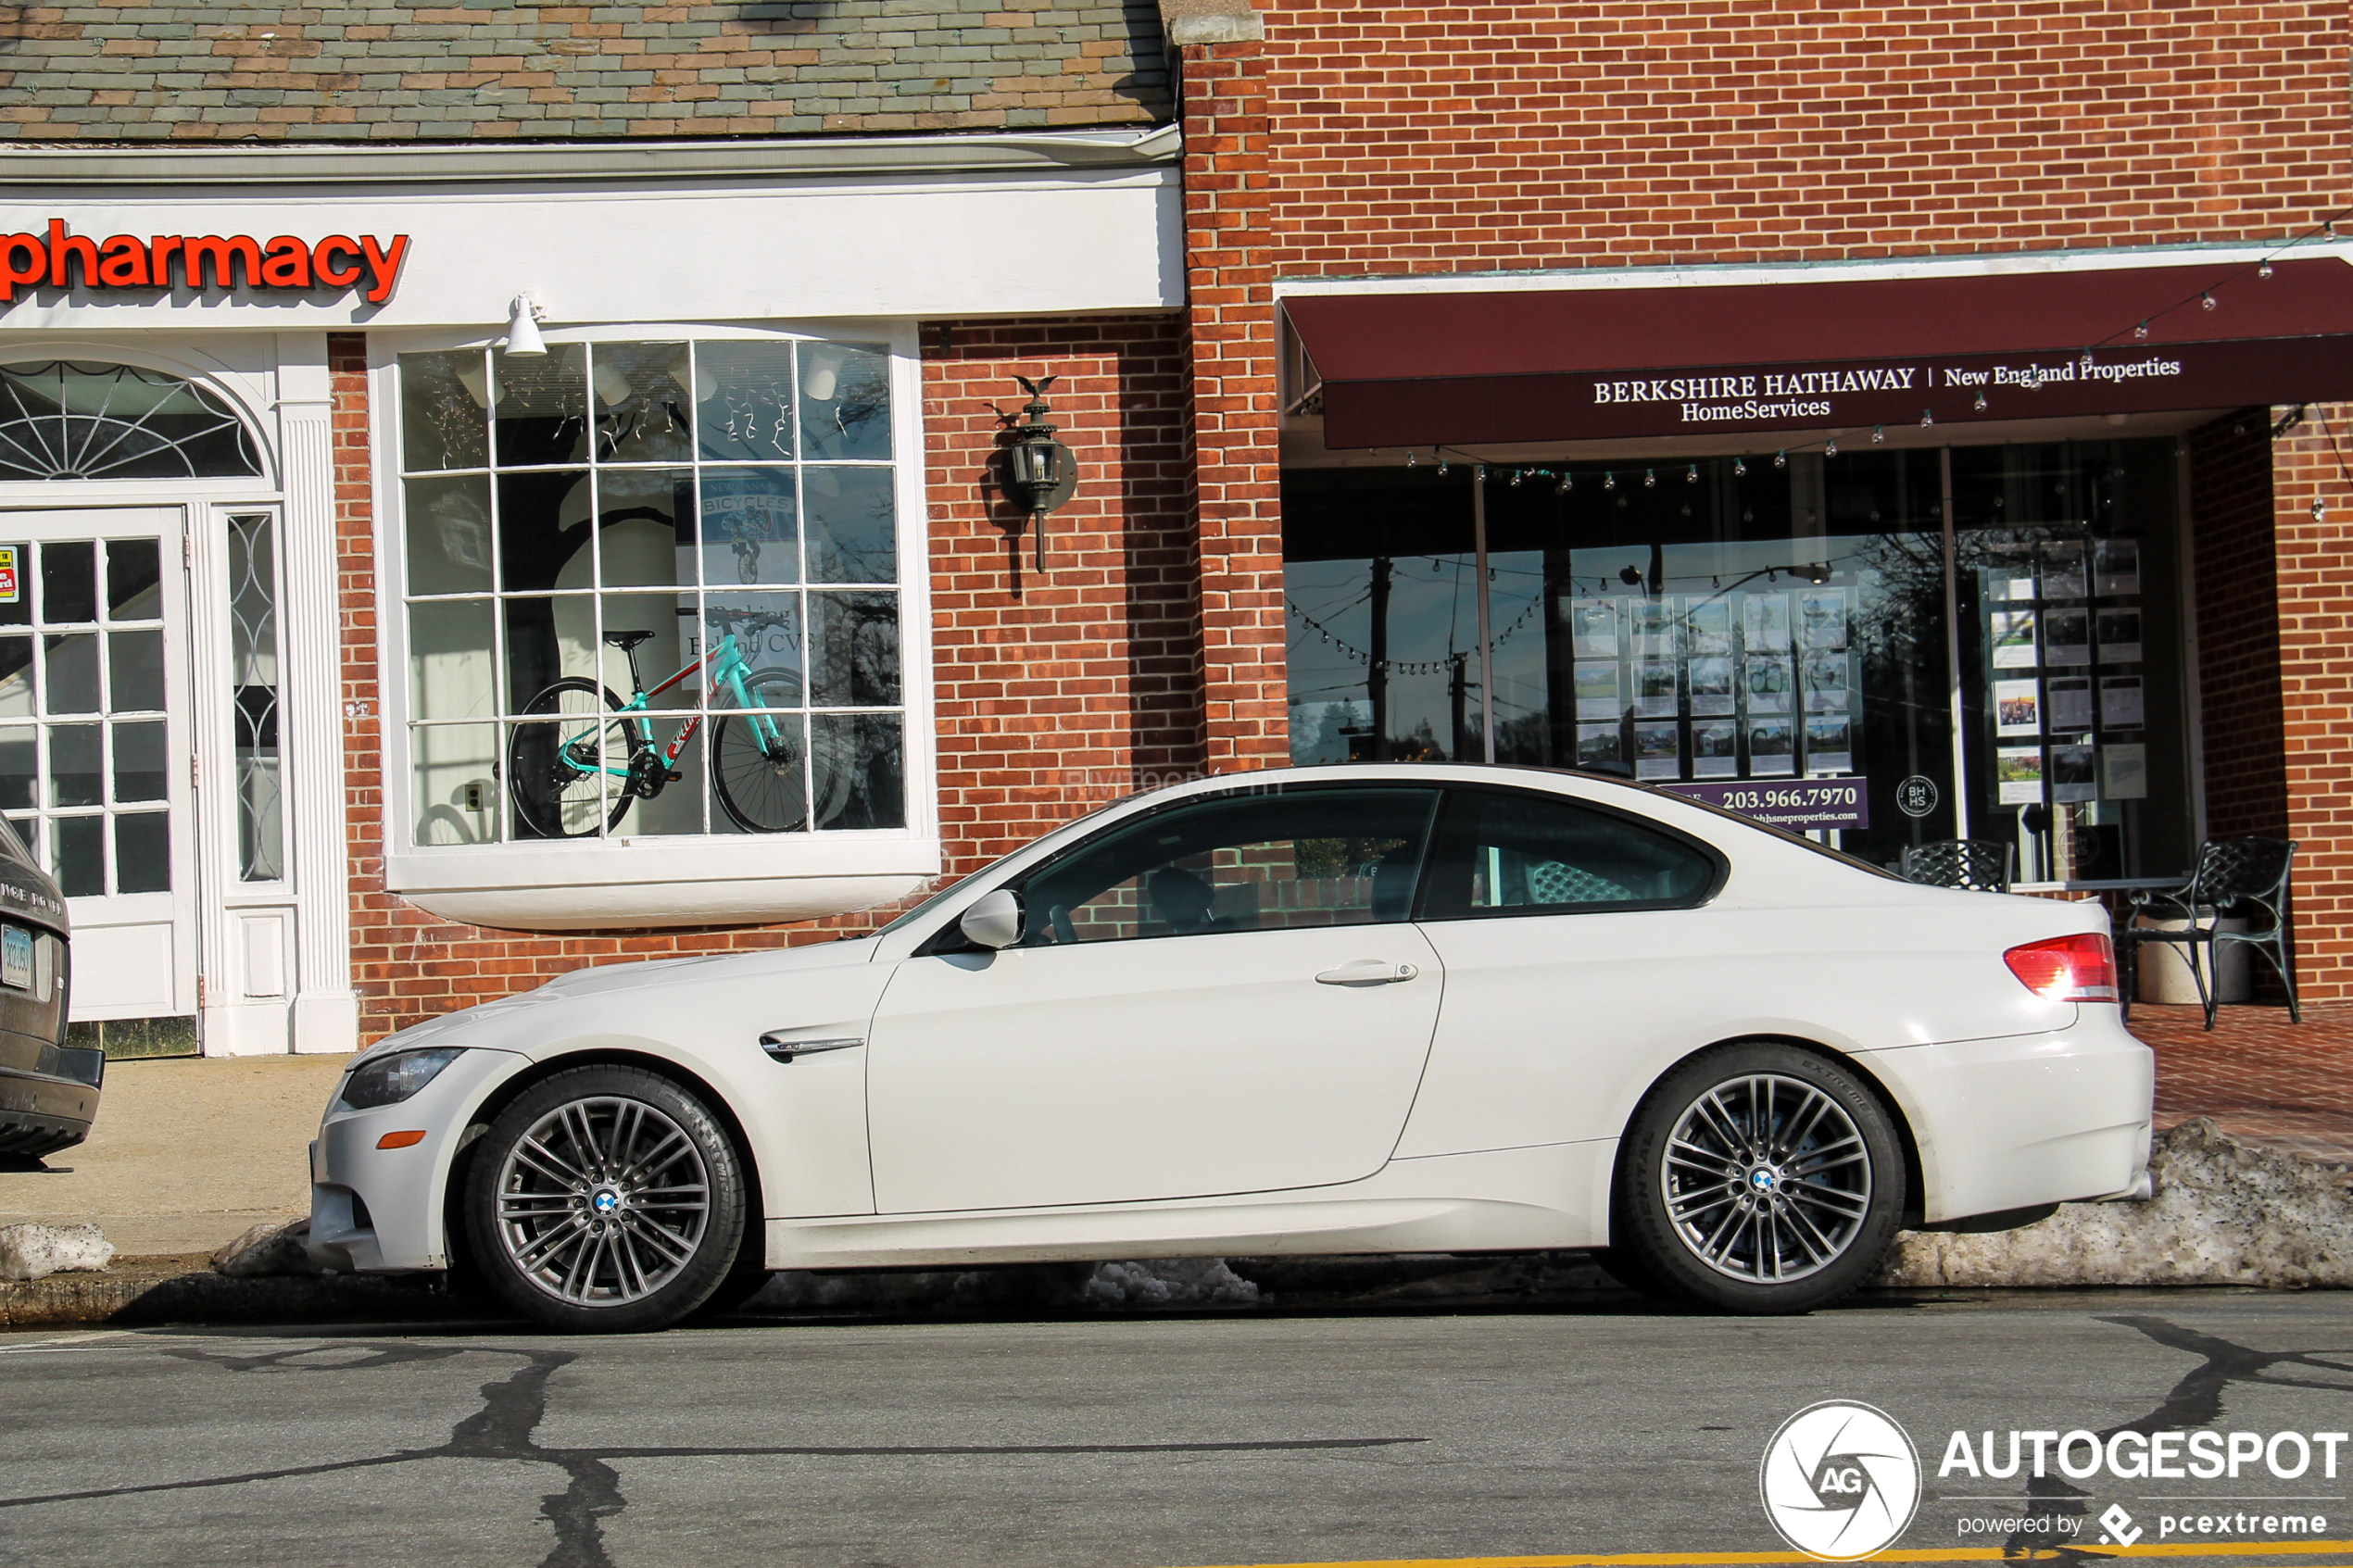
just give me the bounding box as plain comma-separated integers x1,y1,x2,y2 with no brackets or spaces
0,816,90,1156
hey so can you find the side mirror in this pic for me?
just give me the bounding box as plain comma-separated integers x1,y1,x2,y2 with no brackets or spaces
957,888,1024,949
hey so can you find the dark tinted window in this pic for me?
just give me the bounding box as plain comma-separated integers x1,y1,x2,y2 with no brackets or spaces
1422,789,1720,919
1016,787,1440,945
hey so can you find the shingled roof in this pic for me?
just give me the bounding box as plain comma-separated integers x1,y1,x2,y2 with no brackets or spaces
0,2,1172,142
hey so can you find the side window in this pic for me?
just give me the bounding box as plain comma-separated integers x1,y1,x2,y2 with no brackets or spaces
1016,788,1440,945
1423,789,1720,919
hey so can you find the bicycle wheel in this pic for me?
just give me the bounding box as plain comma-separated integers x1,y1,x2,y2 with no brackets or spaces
508,678,635,839
711,669,809,833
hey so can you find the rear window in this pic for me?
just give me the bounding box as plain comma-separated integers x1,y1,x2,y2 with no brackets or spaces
1420,788,1724,919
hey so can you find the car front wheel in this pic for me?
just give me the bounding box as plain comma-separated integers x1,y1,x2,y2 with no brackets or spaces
1617,1042,1905,1314
465,1065,749,1333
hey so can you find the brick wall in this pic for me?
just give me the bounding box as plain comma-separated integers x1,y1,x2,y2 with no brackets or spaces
1179,34,1287,770
922,314,1202,875
334,314,1190,1042
0,1,1170,140
1262,0,2347,273
2268,402,2353,1004
2190,411,2288,847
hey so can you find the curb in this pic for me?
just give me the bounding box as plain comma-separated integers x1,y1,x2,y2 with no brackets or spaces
0,1257,459,1329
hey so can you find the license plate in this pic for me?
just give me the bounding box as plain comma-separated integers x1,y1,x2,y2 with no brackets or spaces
2,925,31,991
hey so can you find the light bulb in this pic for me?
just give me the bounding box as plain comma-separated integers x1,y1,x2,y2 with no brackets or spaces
1871,425,1884,444
1773,450,1787,469
1407,450,1417,468
1974,390,1988,411
1556,472,1572,494
1733,456,1747,476
1825,439,1838,458
2080,353,2094,372
1920,408,1934,427
2314,498,2327,521
1604,470,1617,490
1510,468,1524,487
2135,320,2149,338
2261,261,2275,279
2202,291,2217,310
1686,463,1698,483
1643,468,1656,487
1438,458,1449,475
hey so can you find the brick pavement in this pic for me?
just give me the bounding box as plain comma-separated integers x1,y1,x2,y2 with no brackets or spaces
2131,1000,2353,1164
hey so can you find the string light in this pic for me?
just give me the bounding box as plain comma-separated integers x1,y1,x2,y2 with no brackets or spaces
1825,438,1838,458
1686,463,1699,483
2201,291,2217,310
1604,470,1617,490
1643,468,1656,487
1773,449,1787,469
1973,390,1988,411
1438,456,1449,475
1734,456,1747,476
1920,408,1935,427
2261,261,2275,279
1406,450,1417,468
1870,425,1884,444
2135,320,2149,338
1555,470,1572,494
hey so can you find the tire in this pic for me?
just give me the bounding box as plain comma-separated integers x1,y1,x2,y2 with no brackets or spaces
463,1065,749,1333
1615,1041,1905,1314
712,668,813,833
508,678,636,839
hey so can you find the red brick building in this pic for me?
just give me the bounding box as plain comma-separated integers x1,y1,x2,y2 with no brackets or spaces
0,0,2344,1057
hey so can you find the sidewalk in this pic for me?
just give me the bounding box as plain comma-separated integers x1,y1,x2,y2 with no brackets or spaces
0,1053,342,1256
0,1003,2340,1266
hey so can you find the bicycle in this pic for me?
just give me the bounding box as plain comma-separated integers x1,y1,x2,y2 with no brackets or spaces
506,614,837,838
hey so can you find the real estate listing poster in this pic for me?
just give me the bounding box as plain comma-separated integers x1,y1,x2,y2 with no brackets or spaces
1692,719,1738,777
1576,722,1624,768
1567,599,1618,659
1634,721,1682,781
1743,592,1791,651
1994,677,2042,736
1797,587,1848,650
1748,718,1796,776
1801,650,1849,711
1990,609,2039,669
1634,658,1680,718
1574,660,1622,720
1744,654,1793,715
2096,608,2142,664
2042,543,2088,600
2095,538,2142,597
1803,716,1852,774
1688,655,1736,717
2043,607,2091,666
1688,599,1733,655
2105,742,2150,799
2100,675,2145,730
1631,598,1677,658
2046,676,2094,734
1997,746,2045,804
2052,743,2097,803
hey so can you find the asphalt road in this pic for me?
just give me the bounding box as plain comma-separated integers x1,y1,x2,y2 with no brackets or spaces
6,1291,2353,1568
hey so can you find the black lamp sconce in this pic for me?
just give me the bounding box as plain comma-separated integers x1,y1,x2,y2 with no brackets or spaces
997,373,1078,571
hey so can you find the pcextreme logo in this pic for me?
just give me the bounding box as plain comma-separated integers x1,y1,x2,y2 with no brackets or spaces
1759,1400,1923,1561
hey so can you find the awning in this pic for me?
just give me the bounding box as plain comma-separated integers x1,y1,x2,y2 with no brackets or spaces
1284,257,2353,449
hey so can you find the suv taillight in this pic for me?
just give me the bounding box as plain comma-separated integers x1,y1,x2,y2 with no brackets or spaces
2004,933,2120,1003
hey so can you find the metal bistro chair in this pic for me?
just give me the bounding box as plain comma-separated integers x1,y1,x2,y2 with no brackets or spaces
1899,839,2016,894
2116,836,2300,1030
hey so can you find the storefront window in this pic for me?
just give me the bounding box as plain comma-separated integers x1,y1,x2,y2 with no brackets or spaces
1283,440,2190,882
397,338,906,847
0,361,260,481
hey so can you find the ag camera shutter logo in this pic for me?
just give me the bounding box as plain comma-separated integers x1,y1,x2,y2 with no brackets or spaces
1759,1400,1922,1561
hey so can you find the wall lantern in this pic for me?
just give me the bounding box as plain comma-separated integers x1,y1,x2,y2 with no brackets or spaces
998,373,1077,571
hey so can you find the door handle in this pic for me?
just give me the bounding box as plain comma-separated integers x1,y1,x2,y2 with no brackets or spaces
759,1033,863,1063
1314,960,1420,987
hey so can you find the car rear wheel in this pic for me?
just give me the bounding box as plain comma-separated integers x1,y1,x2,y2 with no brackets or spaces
1616,1042,1905,1314
464,1065,748,1333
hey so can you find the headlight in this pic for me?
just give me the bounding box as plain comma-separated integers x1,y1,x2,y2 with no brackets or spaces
340,1047,466,1110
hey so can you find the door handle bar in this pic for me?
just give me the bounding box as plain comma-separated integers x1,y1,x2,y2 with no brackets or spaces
1314,961,1420,987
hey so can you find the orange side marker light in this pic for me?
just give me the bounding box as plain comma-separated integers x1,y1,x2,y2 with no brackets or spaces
376,1130,427,1149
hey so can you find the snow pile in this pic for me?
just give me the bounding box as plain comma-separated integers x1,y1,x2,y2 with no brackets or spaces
1879,1118,2353,1288
1082,1258,1260,1309
210,1218,321,1277
0,1223,113,1281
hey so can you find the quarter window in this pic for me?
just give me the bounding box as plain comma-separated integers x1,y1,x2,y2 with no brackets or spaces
1015,787,1441,945
396,339,905,847
1421,789,1719,919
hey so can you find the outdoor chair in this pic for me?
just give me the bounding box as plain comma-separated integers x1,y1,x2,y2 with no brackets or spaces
1898,839,2016,894
2115,836,2300,1030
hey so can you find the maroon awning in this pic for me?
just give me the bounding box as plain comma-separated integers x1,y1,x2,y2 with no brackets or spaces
1284,257,2353,448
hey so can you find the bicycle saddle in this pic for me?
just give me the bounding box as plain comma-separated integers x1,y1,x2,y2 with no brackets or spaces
601,630,657,653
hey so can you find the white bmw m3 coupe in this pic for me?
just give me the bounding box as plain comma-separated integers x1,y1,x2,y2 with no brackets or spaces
308,763,2153,1330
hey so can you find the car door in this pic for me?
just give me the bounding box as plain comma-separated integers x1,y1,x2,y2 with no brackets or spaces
864,784,1446,1213
1392,785,1730,1160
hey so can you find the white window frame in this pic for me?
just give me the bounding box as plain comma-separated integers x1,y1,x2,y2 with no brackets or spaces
368,320,939,930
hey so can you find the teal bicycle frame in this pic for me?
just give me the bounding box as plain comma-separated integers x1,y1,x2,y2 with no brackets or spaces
562,630,789,791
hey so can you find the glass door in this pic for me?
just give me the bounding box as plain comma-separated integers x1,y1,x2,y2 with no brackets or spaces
0,508,195,1041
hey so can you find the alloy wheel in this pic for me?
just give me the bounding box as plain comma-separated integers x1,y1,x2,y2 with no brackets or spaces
491,1095,713,1306
1658,1073,1872,1283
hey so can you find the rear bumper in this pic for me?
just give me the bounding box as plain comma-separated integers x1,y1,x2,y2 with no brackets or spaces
0,1053,98,1157
1858,1009,2154,1225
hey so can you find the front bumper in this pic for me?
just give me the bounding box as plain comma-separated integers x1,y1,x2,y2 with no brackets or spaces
1859,1008,2155,1225
308,1047,530,1273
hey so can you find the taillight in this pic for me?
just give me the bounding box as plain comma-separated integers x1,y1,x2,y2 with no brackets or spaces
2004,933,2120,1003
